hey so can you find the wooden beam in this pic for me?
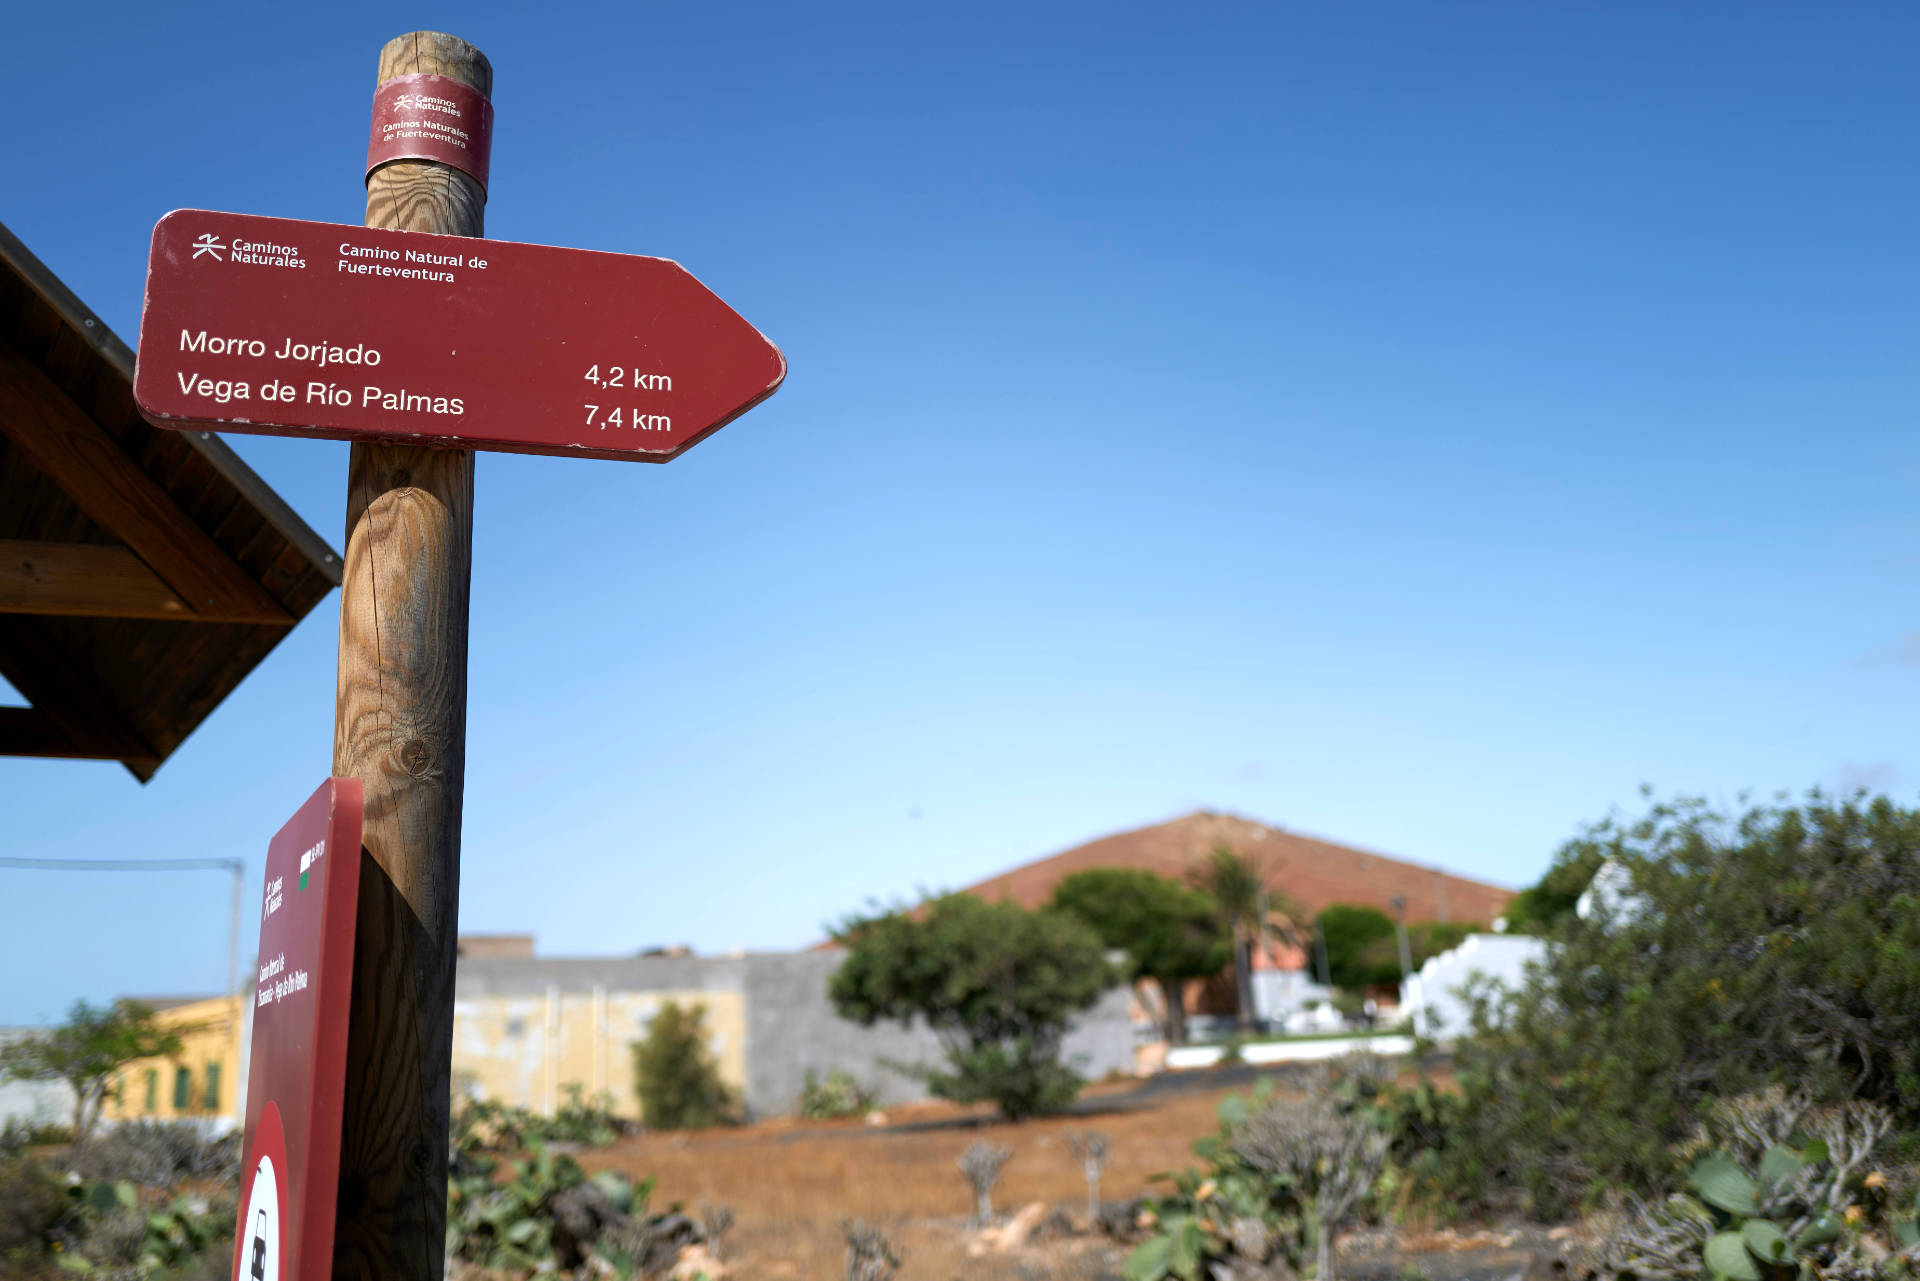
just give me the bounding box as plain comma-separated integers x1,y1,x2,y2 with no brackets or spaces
0,219,138,378
181,431,345,589
0,218,343,592
0,340,292,625
0,539,194,619
0,617,161,774
0,705,129,759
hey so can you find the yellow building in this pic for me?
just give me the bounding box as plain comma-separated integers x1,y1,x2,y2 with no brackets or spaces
450,942,1137,1121
76,939,1127,1129
452,981,746,1119
452,938,749,1119
102,995,246,1126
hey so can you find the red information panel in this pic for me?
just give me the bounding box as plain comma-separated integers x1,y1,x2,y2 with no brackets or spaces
133,210,786,462
231,778,363,1281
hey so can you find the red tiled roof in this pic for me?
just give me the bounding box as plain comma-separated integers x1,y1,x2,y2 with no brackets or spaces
960,810,1512,925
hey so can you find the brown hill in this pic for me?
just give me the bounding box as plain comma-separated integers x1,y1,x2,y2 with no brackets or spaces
962,811,1511,925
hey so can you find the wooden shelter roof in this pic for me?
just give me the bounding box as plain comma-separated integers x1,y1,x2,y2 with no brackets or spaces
0,219,340,781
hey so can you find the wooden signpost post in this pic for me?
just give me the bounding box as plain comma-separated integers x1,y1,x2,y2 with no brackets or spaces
130,30,785,1279
333,37,480,1280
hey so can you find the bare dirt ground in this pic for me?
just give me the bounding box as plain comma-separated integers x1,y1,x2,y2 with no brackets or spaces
577,1070,1261,1280
575,1062,1574,1281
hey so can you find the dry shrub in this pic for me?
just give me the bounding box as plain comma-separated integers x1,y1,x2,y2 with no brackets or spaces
0,1157,68,1255
66,1121,239,1186
843,1219,903,1281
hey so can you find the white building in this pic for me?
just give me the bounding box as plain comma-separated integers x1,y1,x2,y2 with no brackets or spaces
1399,934,1548,1041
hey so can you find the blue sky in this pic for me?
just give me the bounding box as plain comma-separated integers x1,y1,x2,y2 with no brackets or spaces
5,2,1920,1024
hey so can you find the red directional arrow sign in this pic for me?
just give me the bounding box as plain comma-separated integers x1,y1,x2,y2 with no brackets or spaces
133,210,785,462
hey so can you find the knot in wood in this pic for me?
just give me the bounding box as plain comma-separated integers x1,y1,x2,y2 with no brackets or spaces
397,735,435,779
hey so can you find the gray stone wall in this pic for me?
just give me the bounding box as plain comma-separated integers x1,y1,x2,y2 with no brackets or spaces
741,951,1135,1118
452,951,1136,1120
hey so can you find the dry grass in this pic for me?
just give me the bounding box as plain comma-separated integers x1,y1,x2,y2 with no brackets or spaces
576,1074,1263,1280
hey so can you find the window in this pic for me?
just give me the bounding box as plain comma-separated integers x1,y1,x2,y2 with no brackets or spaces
173,1066,191,1111
203,1064,221,1112
144,1070,157,1113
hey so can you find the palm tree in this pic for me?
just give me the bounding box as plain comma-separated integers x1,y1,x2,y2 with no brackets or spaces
1193,845,1295,1031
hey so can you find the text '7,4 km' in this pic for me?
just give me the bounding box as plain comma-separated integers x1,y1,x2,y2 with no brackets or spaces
135,210,786,463
583,365,673,432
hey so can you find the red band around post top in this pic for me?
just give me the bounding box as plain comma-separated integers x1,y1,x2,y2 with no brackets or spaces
366,73,493,194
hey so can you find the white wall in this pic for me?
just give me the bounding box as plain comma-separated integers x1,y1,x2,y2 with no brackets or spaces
0,1028,75,1130
1399,934,1548,1041
1250,968,1334,1023
1166,1035,1414,1069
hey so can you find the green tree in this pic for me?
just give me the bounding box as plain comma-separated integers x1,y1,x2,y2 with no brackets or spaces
0,1000,182,1142
1314,903,1398,990
1405,920,1471,968
1499,842,1606,935
829,894,1118,1120
1422,791,1920,1217
1343,917,1473,989
1192,846,1287,1031
630,1000,739,1130
1050,868,1230,1044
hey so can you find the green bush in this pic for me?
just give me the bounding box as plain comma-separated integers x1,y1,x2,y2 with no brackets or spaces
631,1000,740,1130
449,1084,621,1157
1404,921,1471,967
0,1156,69,1256
1316,905,1398,990
0,1163,235,1281
1412,792,1920,1218
444,1114,723,1281
545,1083,621,1146
1316,907,1467,992
0,1120,71,1155
446,1141,646,1274
451,1094,533,1156
920,1040,1084,1123
830,894,1117,1121
1127,1058,1392,1281
1500,843,1605,935
797,1069,878,1120
1601,1092,1918,1281
89,1187,237,1277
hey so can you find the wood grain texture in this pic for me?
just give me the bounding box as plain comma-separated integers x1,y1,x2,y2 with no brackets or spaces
0,539,191,618
0,342,290,623
0,616,160,769
330,30,487,1281
0,705,98,758
0,218,340,781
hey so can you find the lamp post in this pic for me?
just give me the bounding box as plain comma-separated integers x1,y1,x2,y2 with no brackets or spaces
1388,895,1414,987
